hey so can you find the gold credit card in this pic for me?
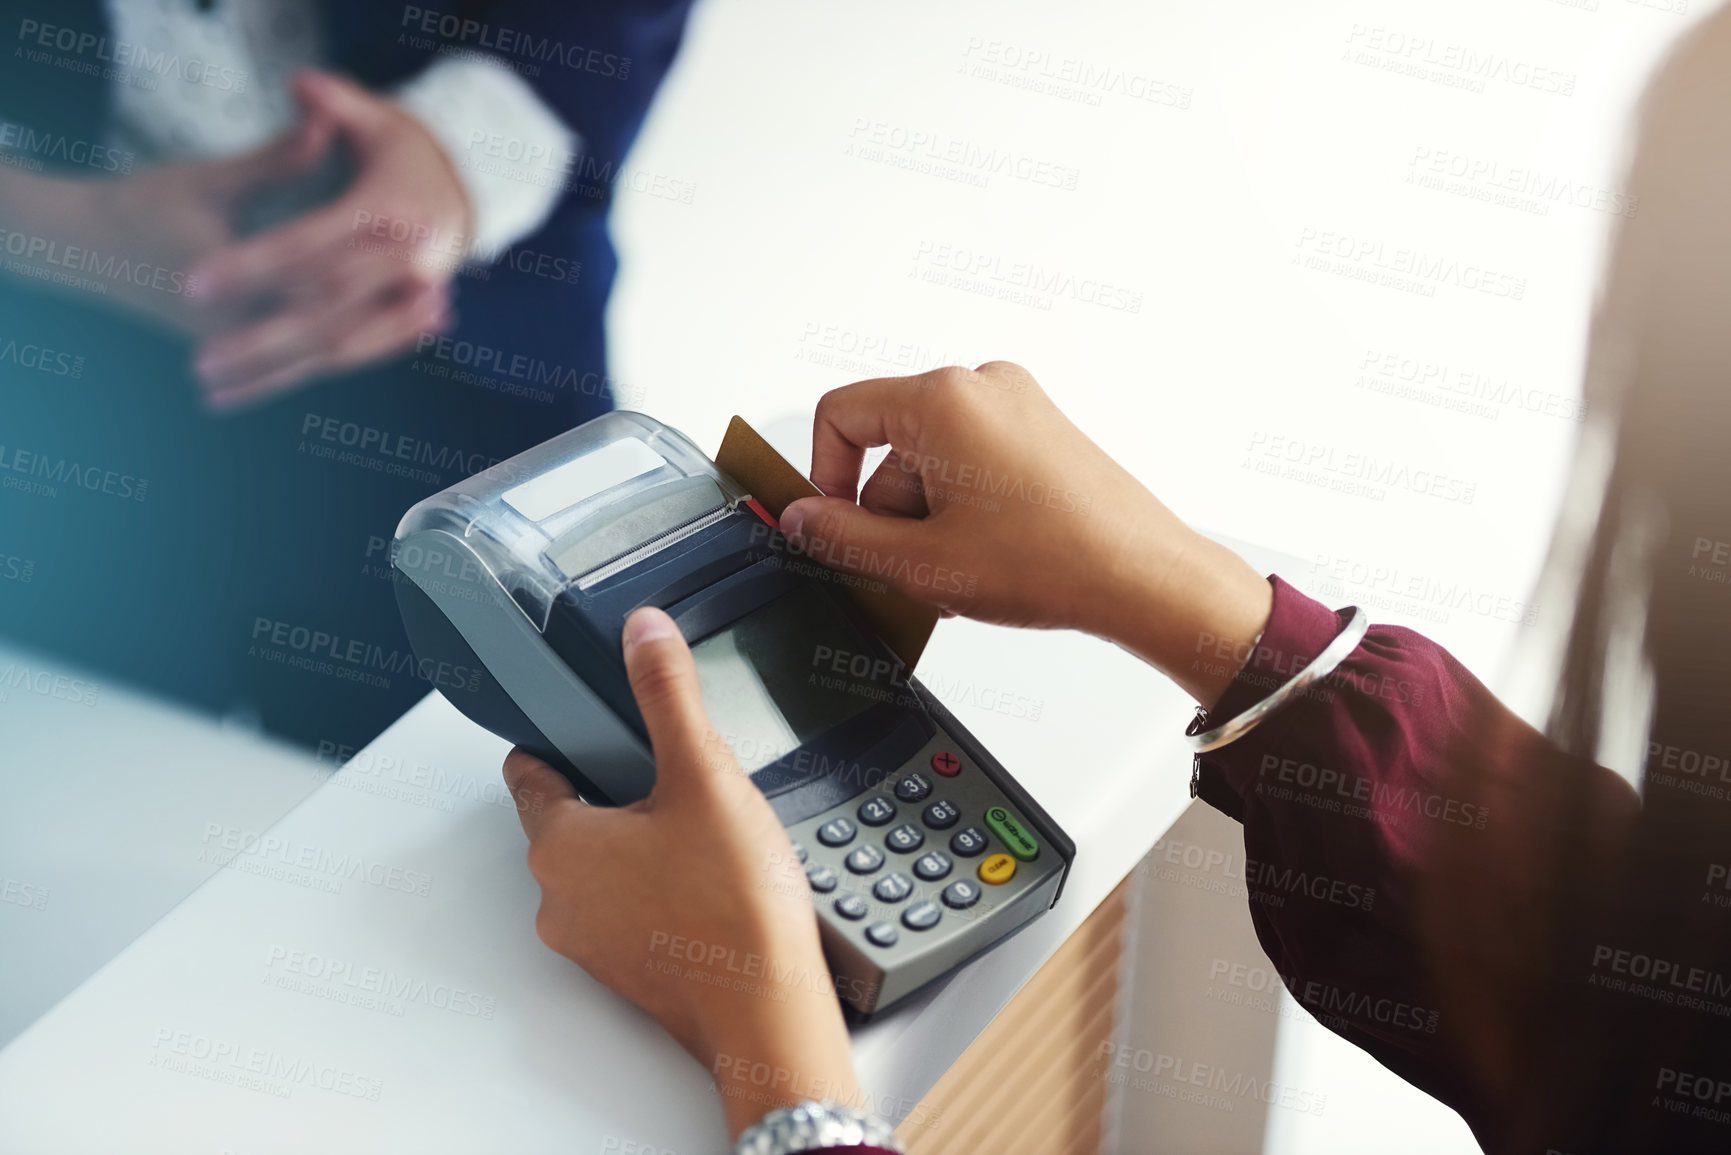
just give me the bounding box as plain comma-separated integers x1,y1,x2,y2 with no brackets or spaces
716,415,938,669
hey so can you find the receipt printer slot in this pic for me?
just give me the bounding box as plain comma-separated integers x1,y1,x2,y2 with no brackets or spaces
547,476,724,580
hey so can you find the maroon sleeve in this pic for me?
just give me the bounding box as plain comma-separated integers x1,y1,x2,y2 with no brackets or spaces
1189,575,1517,1131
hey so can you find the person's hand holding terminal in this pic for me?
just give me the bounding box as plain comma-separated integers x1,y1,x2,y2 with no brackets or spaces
504,607,863,1142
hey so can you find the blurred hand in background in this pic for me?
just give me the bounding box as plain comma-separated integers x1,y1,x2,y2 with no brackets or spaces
0,67,469,411
190,68,469,411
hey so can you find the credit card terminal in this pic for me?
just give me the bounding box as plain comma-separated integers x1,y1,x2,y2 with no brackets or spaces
391,412,1074,1014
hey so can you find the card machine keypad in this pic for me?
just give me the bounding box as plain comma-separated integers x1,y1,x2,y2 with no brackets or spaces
785,736,1067,1013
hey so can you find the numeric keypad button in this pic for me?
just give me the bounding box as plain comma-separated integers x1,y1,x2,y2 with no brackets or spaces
902,901,942,931
805,864,839,893
942,879,982,909
895,772,933,802
857,796,897,826
949,826,988,857
865,921,899,948
846,845,885,875
873,872,913,903
884,823,925,854
834,893,868,920
914,852,952,882
817,817,857,847
922,799,961,829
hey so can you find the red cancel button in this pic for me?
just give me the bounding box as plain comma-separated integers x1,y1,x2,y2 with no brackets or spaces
930,751,962,777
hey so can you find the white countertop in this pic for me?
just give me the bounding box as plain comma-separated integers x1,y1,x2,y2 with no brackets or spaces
0,604,1215,1154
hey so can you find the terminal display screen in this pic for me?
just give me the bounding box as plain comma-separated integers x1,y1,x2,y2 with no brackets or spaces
691,586,877,773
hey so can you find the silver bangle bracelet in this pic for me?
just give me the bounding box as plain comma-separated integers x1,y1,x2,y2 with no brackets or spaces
733,1100,904,1155
1186,607,1370,754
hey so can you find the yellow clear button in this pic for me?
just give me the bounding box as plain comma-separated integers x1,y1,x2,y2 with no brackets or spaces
978,853,1017,886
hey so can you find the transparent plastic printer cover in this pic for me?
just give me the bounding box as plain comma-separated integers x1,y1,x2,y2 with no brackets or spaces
392,412,743,630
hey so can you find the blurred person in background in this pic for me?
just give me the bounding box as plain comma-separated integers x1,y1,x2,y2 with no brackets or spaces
0,0,694,752
502,10,1731,1154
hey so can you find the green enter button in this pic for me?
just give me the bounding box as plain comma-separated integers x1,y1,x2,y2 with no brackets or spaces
984,806,1039,862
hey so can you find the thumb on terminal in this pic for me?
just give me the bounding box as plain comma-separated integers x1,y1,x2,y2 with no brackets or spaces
621,606,738,790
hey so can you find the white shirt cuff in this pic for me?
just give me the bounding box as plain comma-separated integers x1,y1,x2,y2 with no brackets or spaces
394,54,580,261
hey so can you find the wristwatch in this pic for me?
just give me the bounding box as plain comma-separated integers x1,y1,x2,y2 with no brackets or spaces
733,1100,904,1155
